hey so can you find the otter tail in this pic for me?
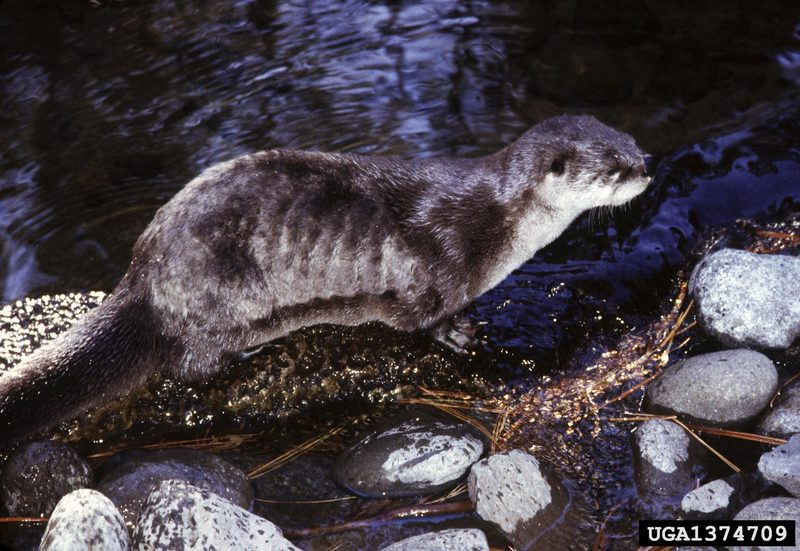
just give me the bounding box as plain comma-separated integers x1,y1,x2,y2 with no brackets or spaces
0,287,170,449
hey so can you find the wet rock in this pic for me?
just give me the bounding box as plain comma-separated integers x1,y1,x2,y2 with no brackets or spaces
97,447,253,528
645,349,777,426
633,419,695,496
680,472,772,520
335,413,484,497
40,489,130,551
689,249,800,349
758,383,800,438
468,449,568,548
733,497,800,551
133,480,300,550
759,434,800,497
381,528,489,550
246,454,360,528
0,440,92,517
681,478,735,518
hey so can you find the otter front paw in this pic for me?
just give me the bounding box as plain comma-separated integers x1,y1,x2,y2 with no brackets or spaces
430,315,479,354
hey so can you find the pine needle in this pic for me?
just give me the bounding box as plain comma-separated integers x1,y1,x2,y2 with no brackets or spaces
255,496,356,505
247,427,342,480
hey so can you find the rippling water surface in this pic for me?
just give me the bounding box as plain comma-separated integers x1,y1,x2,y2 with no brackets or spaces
1,1,799,549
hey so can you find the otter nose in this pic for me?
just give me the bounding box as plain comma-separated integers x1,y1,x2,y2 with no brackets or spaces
643,155,657,177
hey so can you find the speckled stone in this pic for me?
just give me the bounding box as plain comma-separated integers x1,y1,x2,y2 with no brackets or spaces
381,528,489,550
680,472,773,520
132,480,300,550
733,497,800,551
0,440,92,517
633,419,695,497
335,413,484,497
645,349,777,426
690,249,800,349
682,479,735,514
758,383,800,438
40,489,130,551
759,434,800,497
97,447,253,528
468,449,568,548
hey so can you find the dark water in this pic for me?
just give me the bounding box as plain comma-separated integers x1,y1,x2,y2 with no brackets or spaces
1,0,800,549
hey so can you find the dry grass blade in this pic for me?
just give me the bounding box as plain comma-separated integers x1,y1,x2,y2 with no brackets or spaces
282,501,473,539
0,517,48,524
607,413,740,472
87,433,260,460
770,371,800,408
427,402,497,447
597,370,665,410
672,418,740,472
422,482,467,505
255,496,357,505
492,408,510,453
401,397,503,413
247,427,342,480
611,414,787,447
597,298,694,410
756,230,800,242
682,423,787,446
604,412,675,423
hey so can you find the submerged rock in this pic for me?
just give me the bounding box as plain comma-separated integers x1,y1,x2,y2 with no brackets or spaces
733,497,800,551
633,419,695,497
645,349,777,426
758,383,800,438
246,454,360,528
133,480,299,550
381,528,489,550
97,447,253,528
758,435,800,498
468,449,568,549
40,489,130,551
0,440,92,517
335,413,484,497
690,248,800,349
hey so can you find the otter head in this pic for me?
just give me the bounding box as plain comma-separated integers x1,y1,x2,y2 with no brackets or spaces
509,115,652,214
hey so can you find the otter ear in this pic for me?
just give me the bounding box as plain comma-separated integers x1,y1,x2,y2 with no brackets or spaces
549,158,565,176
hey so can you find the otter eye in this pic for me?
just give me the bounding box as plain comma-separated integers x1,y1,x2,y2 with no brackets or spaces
606,166,619,177
549,159,565,175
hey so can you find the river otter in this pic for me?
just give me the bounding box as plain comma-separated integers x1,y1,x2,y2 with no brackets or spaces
0,115,652,447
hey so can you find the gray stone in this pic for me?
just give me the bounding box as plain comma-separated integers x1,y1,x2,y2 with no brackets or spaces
732,497,800,550
682,479,735,515
132,480,300,550
0,440,92,517
645,349,777,426
680,472,774,520
633,419,694,496
97,447,253,528
689,249,800,349
335,414,484,497
759,434,800,497
468,449,568,548
380,528,489,551
758,383,800,438
40,489,130,551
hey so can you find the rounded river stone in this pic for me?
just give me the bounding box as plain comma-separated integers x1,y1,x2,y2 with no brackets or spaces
335,417,484,497
645,349,777,426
